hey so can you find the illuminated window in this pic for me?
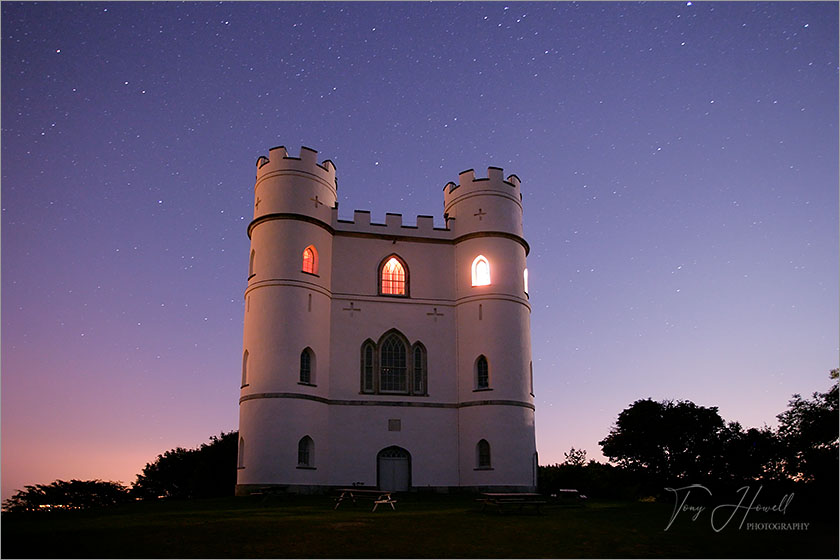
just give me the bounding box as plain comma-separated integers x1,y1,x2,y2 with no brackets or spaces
241,350,249,387
302,246,318,274
476,355,489,389
297,436,314,467
299,348,314,384
477,439,491,468
238,437,245,469
249,249,256,277
524,268,529,295
471,255,491,286
361,330,427,395
380,256,407,296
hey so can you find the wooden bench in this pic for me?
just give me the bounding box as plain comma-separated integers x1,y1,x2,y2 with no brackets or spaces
248,486,286,502
333,488,397,512
553,488,584,503
372,496,397,512
478,492,547,514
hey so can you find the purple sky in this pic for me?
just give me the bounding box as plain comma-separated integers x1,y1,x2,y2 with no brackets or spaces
2,1,837,501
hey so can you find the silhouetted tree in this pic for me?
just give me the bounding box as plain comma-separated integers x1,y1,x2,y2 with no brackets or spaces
776,370,839,486
599,398,730,485
720,423,785,484
2,479,130,512
538,456,641,500
132,431,238,499
563,447,587,467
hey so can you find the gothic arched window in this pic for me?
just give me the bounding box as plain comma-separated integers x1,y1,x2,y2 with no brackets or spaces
380,333,407,392
361,340,375,393
477,439,492,468
297,436,314,467
361,331,426,395
412,343,427,395
302,246,318,274
471,255,490,286
380,255,408,296
476,355,489,390
299,348,314,384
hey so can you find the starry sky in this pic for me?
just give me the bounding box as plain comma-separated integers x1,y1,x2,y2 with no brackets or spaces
2,1,837,501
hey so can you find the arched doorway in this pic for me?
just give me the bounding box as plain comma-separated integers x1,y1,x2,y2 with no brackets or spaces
377,446,411,491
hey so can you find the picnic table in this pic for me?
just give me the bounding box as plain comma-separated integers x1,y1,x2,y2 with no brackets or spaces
333,488,397,512
553,488,585,502
478,492,546,514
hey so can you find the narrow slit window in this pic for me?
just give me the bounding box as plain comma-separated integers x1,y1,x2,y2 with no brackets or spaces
412,344,427,395
362,342,375,393
530,361,534,395
472,255,491,286
241,350,249,387
524,268,529,295
249,249,256,277
300,348,313,384
476,355,489,389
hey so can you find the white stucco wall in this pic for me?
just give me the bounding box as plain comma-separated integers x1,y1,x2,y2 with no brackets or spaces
237,148,536,494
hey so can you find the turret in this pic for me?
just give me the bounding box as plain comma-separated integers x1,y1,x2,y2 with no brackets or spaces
238,146,335,494
251,145,337,226
448,166,535,491
443,167,523,239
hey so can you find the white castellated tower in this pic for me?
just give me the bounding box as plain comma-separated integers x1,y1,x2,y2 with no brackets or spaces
237,146,536,494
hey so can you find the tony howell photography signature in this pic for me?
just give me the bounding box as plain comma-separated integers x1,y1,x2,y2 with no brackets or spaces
664,484,805,532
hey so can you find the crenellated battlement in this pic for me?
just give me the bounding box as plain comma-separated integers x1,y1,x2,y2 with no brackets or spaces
255,146,337,193
333,208,450,240
443,167,521,213
250,146,523,242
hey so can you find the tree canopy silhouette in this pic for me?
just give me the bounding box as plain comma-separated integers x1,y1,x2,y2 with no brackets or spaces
599,371,838,491
599,398,731,483
2,479,130,512
776,369,838,486
132,431,238,499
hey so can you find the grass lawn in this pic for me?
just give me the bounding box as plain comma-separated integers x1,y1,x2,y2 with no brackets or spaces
2,494,837,558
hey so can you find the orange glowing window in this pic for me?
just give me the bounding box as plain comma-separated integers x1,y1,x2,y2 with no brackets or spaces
380,256,406,295
471,255,491,286
302,246,317,274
